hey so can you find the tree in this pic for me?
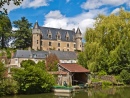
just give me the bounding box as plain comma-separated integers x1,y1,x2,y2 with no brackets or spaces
0,14,12,49
46,53,59,71
80,8,130,75
12,17,32,49
12,60,55,94
0,0,23,14
0,61,5,79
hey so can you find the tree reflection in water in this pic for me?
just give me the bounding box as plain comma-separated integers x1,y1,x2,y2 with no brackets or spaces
1,87,130,98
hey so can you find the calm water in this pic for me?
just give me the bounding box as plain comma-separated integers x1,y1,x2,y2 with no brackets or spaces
2,86,130,98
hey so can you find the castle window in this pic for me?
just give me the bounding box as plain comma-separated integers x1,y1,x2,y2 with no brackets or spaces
58,43,60,47
74,44,76,48
65,32,69,41
49,35,52,39
47,29,52,39
49,42,52,46
67,49,69,51
37,40,38,44
56,32,61,40
58,49,60,51
67,43,69,47
66,37,69,41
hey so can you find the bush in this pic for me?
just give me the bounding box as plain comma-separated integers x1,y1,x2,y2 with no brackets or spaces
0,79,19,96
120,70,130,84
102,81,112,87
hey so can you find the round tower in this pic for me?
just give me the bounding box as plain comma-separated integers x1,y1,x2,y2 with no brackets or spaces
75,28,82,51
32,21,42,50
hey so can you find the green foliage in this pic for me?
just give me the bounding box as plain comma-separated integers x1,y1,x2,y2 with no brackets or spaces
80,8,130,75
102,81,112,88
0,14,12,48
6,48,11,58
77,52,87,68
120,70,130,84
0,61,6,79
12,60,55,94
98,70,107,76
12,17,32,49
0,79,19,96
35,60,46,70
20,60,35,68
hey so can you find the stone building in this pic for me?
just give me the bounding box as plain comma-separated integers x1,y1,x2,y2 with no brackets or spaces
32,22,83,51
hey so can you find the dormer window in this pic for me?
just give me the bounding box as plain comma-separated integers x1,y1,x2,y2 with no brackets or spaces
56,32,61,40
47,29,52,39
65,32,69,41
66,37,69,41
49,35,52,38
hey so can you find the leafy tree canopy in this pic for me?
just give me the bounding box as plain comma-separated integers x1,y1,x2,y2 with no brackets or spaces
78,8,130,75
12,60,55,94
12,17,32,49
46,53,59,71
0,14,12,48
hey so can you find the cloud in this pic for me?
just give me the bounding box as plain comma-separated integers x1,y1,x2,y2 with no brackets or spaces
0,1,21,13
111,7,125,14
43,9,107,35
22,0,49,8
0,0,50,13
81,0,130,10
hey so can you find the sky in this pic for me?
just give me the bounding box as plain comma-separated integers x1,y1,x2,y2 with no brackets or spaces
1,0,130,36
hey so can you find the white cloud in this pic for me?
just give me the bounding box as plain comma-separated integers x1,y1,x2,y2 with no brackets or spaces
81,0,130,10
22,0,49,8
43,9,107,35
0,0,50,13
0,1,21,13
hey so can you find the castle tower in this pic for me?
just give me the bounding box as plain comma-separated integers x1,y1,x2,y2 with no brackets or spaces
75,28,82,51
32,21,42,50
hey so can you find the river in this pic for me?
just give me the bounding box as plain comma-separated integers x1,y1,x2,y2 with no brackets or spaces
1,86,130,98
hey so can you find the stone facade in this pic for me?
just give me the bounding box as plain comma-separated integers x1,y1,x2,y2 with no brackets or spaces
32,22,82,51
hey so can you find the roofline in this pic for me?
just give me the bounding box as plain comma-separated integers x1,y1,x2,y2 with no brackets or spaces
58,63,90,73
39,26,75,32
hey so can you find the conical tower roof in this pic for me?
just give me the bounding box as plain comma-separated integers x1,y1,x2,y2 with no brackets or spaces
33,21,40,29
76,28,81,34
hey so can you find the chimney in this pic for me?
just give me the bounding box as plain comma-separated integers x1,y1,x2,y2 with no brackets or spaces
72,28,75,32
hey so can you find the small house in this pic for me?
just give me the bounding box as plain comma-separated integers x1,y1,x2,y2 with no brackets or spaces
57,63,90,86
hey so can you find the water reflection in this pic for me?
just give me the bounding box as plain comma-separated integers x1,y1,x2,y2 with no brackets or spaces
2,86,130,98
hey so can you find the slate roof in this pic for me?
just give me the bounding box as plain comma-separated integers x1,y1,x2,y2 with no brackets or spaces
14,50,48,59
59,63,90,73
39,26,75,42
49,50,77,60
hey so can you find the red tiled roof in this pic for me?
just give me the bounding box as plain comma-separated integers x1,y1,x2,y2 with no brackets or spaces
59,63,90,73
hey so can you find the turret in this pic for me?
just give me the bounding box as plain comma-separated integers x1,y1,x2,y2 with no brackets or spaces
32,21,42,50
75,28,82,51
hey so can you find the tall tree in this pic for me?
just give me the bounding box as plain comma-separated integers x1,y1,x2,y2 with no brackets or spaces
79,8,130,75
46,53,59,71
0,14,12,49
12,17,32,49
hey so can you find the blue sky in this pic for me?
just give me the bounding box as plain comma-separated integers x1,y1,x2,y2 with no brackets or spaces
1,0,130,35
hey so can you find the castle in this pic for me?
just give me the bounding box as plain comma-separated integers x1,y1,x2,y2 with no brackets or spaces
32,22,83,51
